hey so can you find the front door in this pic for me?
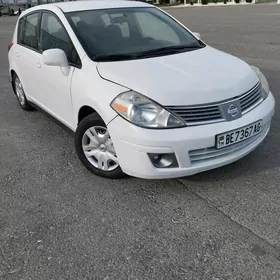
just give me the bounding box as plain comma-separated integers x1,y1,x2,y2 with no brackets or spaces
35,11,81,129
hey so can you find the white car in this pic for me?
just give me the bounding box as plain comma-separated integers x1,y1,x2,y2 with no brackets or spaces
8,1,275,179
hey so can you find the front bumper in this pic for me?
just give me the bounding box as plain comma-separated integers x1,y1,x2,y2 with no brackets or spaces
108,92,275,179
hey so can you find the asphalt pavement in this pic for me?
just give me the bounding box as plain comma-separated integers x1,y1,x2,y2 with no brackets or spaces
0,4,280,280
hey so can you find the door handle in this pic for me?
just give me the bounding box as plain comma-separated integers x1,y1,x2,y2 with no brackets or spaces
36,61,41,68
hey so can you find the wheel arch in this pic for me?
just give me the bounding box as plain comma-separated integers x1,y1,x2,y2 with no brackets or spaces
76,101,118,128
78,105,98,124
10,69,16,94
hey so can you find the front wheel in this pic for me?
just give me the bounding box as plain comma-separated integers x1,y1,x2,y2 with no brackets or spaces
75,113,126,179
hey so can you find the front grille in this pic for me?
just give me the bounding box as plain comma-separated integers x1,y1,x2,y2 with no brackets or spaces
165,105,223,126
240,82,262,112
189,123,269,165
166,82,263,126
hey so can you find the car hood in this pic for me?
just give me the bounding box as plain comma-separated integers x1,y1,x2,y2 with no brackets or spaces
97,46,259,106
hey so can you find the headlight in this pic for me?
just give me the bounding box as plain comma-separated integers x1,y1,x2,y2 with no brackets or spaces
110,91,185,128
251,65,269,100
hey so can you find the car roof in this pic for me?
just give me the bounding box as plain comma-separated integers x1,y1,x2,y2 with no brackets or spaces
28,0,152,13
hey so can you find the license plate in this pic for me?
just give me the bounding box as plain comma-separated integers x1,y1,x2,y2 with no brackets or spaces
216,120,262,149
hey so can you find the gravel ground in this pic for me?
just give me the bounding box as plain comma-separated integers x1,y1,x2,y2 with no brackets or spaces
0,4,280,280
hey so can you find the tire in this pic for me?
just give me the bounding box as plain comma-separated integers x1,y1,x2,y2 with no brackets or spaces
12,73,34,111
75,113,126,179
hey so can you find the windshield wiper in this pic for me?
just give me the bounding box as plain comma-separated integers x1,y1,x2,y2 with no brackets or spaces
136,44,204,58
93,53,138,62
93,44,204,62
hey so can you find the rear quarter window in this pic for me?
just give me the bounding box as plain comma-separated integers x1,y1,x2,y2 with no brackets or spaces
18,13,40,50
17,17,25,43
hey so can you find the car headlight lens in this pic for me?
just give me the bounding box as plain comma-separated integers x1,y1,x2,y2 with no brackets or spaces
111,91,185,128
251,65,269,100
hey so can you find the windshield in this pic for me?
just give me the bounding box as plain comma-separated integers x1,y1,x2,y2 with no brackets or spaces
66,7,205,62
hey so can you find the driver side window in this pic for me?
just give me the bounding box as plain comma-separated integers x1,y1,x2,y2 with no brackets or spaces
39,12,80,66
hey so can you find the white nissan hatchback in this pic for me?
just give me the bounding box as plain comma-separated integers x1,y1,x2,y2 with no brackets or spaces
8,1,275,179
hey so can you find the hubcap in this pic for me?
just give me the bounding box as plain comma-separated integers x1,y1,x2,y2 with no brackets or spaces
82,126,119,171
15,77,25,106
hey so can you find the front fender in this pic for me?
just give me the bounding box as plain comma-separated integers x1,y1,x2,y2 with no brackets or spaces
71,65,128,129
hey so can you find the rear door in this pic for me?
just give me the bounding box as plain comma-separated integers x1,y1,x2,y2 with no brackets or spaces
14,12,42,102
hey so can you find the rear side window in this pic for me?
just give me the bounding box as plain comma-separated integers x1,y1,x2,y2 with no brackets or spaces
18,13,40,50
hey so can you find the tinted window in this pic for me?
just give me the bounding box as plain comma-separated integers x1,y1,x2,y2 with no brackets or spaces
19,13,39,50
40,12,79,65
17,17,25,44
66,7,202,60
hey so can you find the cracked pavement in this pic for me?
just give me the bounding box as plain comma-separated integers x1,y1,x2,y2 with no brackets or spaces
0,4,280,280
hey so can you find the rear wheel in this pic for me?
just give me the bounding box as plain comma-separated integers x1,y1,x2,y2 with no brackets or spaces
13,73,34,111
75,113,126,179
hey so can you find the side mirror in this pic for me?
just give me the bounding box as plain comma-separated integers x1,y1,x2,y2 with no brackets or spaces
193,32,201,40
42,48,70,76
